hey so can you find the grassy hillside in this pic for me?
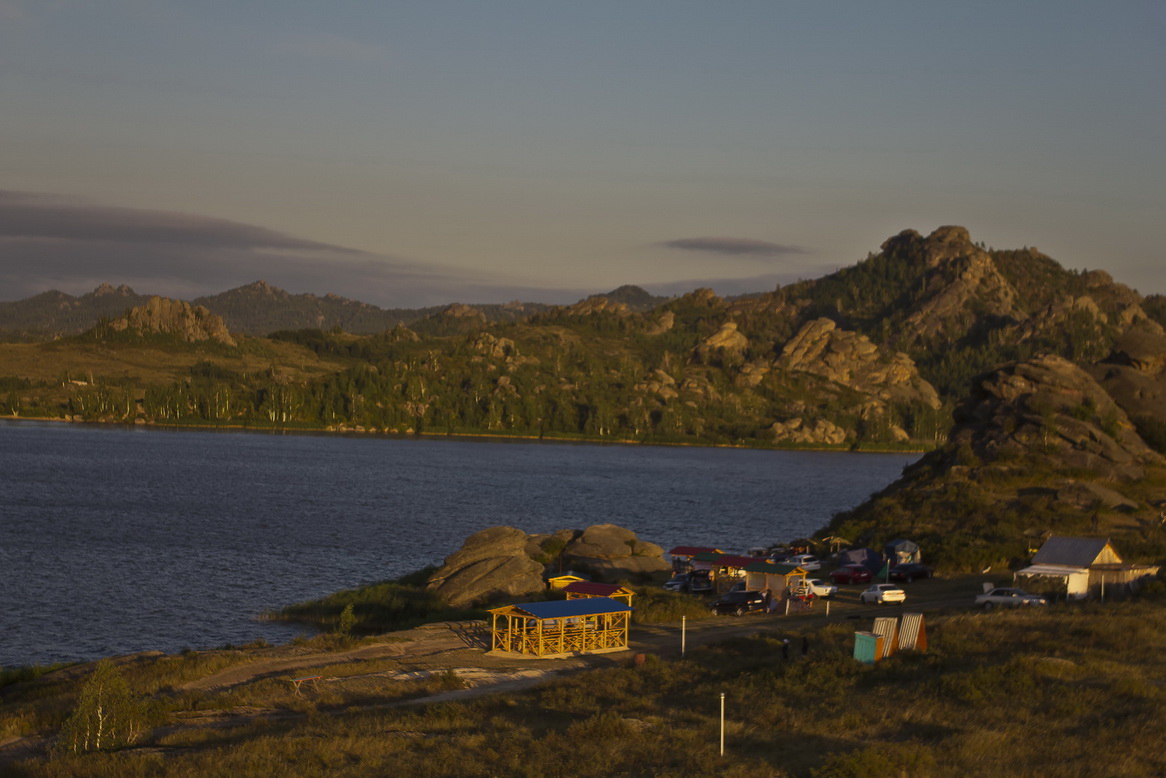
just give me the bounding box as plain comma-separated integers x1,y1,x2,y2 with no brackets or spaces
3,595,1164,776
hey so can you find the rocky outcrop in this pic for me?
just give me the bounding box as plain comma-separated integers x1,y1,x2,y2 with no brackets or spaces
770,417,849,446
954,354,1159,480
107,296,236,346
425,523,670,608
779,318,940,409
694,322,748,362
425,527,546,608
895,227,1019,344
564,297,629,316
560,524,671,579
645,311,675,336
1089,327,1166,443
824,352,1166,571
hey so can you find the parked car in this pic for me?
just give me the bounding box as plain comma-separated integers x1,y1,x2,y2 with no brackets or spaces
664,570,714,594
888,563,933,583
974,587,1048,609
859,583,907,605
797,578,838,598
782,554,822,571
709,590,768,616
687,570,714,594
830,564,873,585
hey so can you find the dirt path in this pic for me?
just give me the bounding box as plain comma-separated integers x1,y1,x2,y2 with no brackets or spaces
178,620,491,693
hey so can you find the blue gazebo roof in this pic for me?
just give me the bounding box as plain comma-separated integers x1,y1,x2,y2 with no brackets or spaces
511,597,633,620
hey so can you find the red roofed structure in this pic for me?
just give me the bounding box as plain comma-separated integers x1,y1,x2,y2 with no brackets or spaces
562,581,634,605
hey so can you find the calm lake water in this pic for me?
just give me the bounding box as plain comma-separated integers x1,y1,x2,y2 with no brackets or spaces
0,421,916,667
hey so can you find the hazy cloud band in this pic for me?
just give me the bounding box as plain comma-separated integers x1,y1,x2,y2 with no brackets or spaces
660,237,809,258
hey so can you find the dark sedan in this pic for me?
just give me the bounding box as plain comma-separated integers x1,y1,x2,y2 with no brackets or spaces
829,564,873,585
709,590,767,616
888,563,933,583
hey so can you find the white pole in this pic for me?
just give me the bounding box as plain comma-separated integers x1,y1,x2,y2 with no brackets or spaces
719,692,725,756
681,616,687,657
826,599,830,617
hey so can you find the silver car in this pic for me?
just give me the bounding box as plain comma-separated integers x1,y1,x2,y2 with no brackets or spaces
974,587,1047,609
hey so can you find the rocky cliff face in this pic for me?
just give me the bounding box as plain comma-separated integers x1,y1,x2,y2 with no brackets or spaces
426,523,669,608
880,227,1021,348
107,296,237,346
826,347,1166,571
779,318,940,409
951,354,1160,480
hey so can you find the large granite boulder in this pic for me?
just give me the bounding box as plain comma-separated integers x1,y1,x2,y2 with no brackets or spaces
426,523,671,608
561,523,671,580
425,526,546,608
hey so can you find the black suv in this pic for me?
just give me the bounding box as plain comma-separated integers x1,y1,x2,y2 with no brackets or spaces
709,590,767,616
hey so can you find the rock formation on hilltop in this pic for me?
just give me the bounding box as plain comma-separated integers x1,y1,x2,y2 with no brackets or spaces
825,342,1166,571
426,524,670,608
107,296,237,346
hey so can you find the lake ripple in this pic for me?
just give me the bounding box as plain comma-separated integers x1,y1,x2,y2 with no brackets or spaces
0,421,916,667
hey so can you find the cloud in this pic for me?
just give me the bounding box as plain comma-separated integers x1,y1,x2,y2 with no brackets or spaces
659,237,810,258
0,190,499,308
0,190,350,252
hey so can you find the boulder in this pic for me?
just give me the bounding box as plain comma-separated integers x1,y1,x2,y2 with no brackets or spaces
426,526,546,608
694,322,748,362
427,523,671,606
561,524,671,581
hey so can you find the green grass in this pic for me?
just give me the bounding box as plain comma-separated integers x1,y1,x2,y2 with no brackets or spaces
4,594,1164,776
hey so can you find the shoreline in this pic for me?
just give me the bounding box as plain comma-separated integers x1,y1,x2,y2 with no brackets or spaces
0,415,932,455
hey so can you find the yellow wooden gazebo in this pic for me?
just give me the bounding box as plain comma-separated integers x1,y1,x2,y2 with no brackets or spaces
487,597,633,658
561,581,634,606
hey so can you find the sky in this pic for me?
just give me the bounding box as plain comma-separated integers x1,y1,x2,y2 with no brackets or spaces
1,1,1163,307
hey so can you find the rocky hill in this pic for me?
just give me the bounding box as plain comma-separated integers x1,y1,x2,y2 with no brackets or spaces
824,324,1166,571
102,296,237,346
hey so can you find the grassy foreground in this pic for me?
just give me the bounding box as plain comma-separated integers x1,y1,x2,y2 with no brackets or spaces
2,594,1164,777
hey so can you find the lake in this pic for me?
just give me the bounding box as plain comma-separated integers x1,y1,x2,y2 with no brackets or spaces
0,421,917,667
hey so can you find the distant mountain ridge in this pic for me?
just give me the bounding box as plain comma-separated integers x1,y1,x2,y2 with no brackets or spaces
1,281,668,340
0,283,152,340
6,225,1166,455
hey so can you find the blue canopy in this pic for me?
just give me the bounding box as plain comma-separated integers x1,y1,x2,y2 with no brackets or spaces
513,597,633,620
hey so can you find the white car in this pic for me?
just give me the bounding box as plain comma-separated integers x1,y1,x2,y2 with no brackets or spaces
798,578,837,599
974,587,1047,609
782,554,821,571
859,583,906,605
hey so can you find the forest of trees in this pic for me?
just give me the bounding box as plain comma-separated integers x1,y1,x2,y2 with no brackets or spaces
7,233,1160,452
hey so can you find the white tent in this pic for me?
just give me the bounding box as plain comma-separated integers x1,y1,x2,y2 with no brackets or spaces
1014,564,1089,599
